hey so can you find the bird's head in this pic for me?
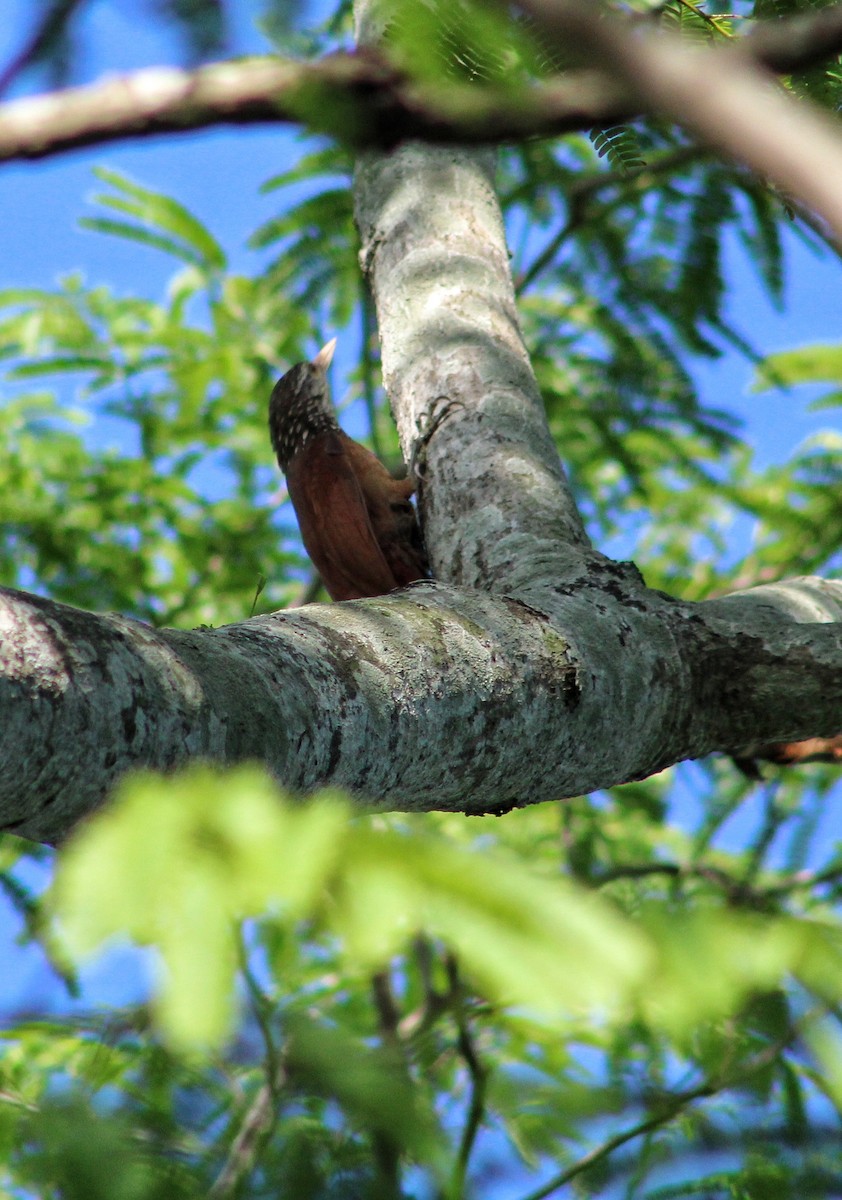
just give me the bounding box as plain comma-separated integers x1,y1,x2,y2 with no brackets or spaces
269,338,339,472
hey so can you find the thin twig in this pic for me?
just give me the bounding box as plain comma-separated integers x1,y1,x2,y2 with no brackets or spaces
516,146,707,293
761,863,842,899
209,1081,276,1200
675,0,734,37
0,0,85,97
237,929,281,1084
594,860,760,904
515,1027,799,1200
209,929,284,1199
447,955,489,1198
518,1083,717,1200
594,856,842,907
397,936,457,1042
371,966,404,1199
372,968,401,1043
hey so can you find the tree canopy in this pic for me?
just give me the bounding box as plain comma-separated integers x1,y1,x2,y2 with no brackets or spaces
0,1,841,1197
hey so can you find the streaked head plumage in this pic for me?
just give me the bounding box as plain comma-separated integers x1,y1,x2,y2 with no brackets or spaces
269,339,339,471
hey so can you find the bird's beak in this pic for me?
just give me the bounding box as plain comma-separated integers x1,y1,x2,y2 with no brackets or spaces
311,338,337,371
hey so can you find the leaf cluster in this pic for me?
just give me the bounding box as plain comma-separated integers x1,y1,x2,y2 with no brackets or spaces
2,763,840,1197
0,164,353,622
504,128,840,595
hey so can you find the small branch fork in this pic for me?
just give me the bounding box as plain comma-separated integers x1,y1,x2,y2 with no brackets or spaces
365,938,821,1198
516,1019,805,1200
369,944,491,1198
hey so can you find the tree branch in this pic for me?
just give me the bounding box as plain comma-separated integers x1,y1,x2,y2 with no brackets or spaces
0,0,85,98
517,1020,802,1200
1,573,840,847
447,956,488,1197
1,3,842,163
745,2,842,74
0,53,635,164
354,140,592,587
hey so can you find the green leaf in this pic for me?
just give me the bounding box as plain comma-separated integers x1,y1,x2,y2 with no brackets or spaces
803,1019,842,1113
8,354,110,378
78,217,208,268
637,907,823,1035
51,766,349,1049
753,343,842,391
590,125,646,174
335,830,650,1015
86,168,226,271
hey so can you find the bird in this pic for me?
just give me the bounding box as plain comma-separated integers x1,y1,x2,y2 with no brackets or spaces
268,339,429,601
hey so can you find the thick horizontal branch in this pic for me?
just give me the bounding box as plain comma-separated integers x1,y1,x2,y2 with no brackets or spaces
1,574,840,846
2,3,842,164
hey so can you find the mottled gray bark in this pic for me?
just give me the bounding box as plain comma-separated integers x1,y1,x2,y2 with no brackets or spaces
353,142,591,589
1,575,840,845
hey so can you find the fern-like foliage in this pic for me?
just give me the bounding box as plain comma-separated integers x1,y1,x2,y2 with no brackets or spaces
659,0,721,41
381,0,544,84
590,125,647,175
253,144,359,331
500,120,812,578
